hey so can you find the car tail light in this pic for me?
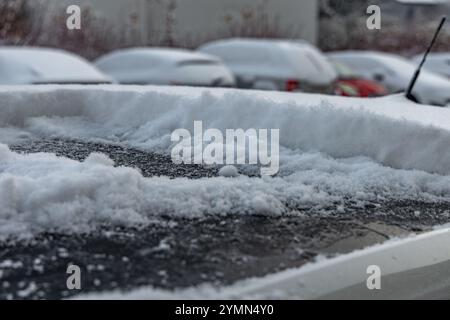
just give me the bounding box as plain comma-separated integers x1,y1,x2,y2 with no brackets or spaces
285,79,300,92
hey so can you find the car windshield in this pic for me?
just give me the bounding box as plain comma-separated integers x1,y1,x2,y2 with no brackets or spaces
176,59,220,67
333,62,358,78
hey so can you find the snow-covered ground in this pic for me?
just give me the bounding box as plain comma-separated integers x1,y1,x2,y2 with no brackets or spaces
2,85,450,239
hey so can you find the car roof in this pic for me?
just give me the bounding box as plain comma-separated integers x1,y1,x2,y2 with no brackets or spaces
328,51,415,68
328,50,395,60
199,38,315,52
96,47,221,66
414,52,450,60
199,38,336,84
0,46,110,84
333,51,450,63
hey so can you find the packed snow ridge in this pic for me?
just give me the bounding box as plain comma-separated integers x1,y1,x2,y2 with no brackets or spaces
2,85,450,237
2,85,450,175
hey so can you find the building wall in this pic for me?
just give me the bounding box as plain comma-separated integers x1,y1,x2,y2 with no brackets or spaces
53,0,318,47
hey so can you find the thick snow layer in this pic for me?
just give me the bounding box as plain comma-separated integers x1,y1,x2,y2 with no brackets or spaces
218,165,239,178
2,86,450,174
6,142,450,238
3,86,450,237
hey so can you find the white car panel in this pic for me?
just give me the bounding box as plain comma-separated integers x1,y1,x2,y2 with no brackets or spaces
95,48,235,87
0,47,112,85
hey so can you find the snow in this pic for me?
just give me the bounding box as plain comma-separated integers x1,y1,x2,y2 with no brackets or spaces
396,0,447,4
218,165,239,178
413,53,450,78
95,48,235,86
328,51,450,105
0,47,111,85
2,85,450,237
96,47,223,67
2,85,450,173
198,39,337,85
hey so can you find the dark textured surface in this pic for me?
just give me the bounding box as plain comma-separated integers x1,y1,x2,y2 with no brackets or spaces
2,139,450,300
10,139,220,179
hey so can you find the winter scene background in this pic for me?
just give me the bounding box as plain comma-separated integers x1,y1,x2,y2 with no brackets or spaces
2,0,450,58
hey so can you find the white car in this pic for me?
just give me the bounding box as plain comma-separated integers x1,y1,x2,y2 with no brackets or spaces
0,47,112,85
198,38,337,94
328,51,450,106
95,48,235,87
413,53,450,79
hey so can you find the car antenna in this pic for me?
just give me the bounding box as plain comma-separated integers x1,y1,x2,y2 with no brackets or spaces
406,16,446,102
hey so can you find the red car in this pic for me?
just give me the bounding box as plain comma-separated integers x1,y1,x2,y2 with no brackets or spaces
333,62,387,97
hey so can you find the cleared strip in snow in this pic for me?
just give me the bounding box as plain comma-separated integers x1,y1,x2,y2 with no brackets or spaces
76,227,450,300
2,86,450,174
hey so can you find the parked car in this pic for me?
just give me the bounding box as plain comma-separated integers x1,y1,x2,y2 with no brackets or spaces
198,38,337,94
0,47,112,85
332,61,388,97
95,48,235,87
413,53,450,79
328,51,450,106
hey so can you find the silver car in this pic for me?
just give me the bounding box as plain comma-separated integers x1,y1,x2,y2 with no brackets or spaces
0,46,112,85
95,48,236,88
329,51,450,106
198,38,337,94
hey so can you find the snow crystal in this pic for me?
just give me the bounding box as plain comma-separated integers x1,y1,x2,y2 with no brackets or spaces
0,143,12,162
218,165,239,178
84,153,115,167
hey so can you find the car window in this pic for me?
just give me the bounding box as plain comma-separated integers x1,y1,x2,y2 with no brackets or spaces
177,59,220,67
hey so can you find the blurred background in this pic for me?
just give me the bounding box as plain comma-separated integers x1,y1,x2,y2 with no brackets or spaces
1,0,449,59
2,0,450,105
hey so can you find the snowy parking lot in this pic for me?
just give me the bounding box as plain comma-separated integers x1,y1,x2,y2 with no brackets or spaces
2,85,450,299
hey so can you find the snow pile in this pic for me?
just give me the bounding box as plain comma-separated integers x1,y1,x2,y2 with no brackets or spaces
2,86,450,237
2,86,450,174
2,142,450,238
218,165,239,178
